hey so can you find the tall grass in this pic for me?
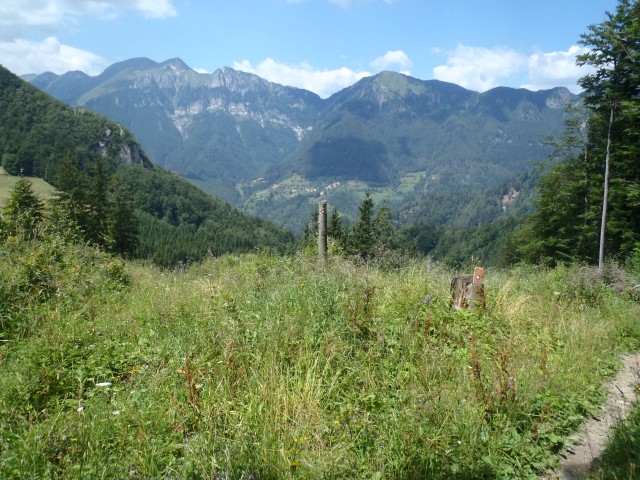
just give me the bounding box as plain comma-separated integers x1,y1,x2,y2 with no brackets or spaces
1,247,639,479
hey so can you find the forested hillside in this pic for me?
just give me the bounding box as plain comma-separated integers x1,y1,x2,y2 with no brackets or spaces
27,58,324,184
0,65,294,265
1,2,639,477
27,60,577,234
505,0,640,267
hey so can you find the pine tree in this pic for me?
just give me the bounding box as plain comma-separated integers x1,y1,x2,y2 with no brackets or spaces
328,206,345,247
86,157,110,246
577,0,640,267
373,200,398,251
348,193,376,260
303,207,319,248
512,0,640,266
106,174,139,257
52,154,90,236
2,176,44,239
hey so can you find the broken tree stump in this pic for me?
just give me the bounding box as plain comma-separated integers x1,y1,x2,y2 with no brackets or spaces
450,266,485,310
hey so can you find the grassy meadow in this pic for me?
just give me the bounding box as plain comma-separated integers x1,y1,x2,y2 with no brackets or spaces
0,167,57,205
1,236,639,478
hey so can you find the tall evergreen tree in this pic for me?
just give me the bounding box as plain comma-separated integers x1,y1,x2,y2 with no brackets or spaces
577,0,640,267
303,207,319,247
51,154,91,236
509,0,640,266
2,176,44,240
373,200,398,251
107,174,139,257
348,193,376,260
328,206,345,247
86,157,110,245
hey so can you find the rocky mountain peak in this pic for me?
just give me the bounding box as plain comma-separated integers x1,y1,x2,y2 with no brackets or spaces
545,87,573,109
161,58,192,72
208,67,267,94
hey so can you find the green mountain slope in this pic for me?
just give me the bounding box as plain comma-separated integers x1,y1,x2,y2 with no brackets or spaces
28,58,324,184
26,59,578,232
253,74,575,230
273,73,573,187
1,65,294,264
0,167,57,205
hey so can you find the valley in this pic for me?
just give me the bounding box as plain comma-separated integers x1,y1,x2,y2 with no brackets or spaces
26,58,577,232
1,1,640,478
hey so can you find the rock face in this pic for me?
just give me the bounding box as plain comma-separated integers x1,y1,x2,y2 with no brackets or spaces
29,58,579,187
94,121,150,168
118,141,146,166
27,58,580,230
29,58,324,182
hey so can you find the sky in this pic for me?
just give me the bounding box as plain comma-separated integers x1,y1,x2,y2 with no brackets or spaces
0,0,620,98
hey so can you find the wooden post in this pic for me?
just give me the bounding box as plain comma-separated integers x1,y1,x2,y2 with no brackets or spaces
318,200,327,265
468,266,485,309
450,266,485,309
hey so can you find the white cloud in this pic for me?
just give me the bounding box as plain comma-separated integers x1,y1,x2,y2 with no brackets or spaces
433,43,593,93
370,50,412,73
193,67,208,74
433,44,526,92
0,1,176,75
0,36,108,75
0,0,177,40
234,58,372,98
523,45,592,93
132,0,177,19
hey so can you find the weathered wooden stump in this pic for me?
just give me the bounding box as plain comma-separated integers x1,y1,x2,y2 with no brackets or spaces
450,266,485,309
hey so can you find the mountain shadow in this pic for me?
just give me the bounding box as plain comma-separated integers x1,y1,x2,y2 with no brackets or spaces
304,136,392,183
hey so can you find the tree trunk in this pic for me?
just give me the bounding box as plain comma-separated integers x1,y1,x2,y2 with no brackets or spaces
598,103,615,273
450,267,485,310
318,200,327,265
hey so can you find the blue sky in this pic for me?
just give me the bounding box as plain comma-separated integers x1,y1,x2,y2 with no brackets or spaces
0,0,619,97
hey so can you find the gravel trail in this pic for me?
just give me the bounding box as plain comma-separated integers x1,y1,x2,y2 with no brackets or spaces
544,353,640,479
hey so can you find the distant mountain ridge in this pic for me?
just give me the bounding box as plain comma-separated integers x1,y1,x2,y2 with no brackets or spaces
26,58,579,230
274,73,574,187
27,58,324,183
1,64,294,264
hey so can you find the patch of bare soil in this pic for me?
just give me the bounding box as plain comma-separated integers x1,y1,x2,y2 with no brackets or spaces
544,353,640,480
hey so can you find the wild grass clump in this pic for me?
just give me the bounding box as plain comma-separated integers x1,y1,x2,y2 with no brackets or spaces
588,397,640,479
0,249,638,478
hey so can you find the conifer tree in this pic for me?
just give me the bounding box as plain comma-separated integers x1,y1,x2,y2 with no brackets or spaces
577,0,640,268
328,206,345,247
106,174,139,257
373,200,398,251
509,0,640,266
52,154,90,235
303,207,319,248
2,176,44,239
348,193,376,259
86,157,110,245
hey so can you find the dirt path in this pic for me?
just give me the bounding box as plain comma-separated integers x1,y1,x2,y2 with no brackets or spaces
544,353,640,480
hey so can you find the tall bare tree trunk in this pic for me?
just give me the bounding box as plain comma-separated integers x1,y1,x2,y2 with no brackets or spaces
318,200,327,265
598,103,615,273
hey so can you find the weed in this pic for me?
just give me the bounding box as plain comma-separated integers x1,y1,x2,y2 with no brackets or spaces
0,250,638,478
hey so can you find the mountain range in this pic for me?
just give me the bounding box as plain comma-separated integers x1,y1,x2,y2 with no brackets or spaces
26,58,579,231
1,64,294,265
